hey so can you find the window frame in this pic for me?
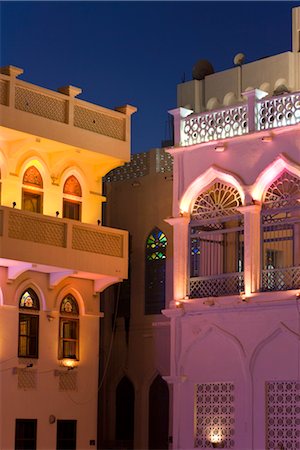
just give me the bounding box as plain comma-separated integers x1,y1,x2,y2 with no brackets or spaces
58,295,79,361
18,289,40,359
15,418,37,450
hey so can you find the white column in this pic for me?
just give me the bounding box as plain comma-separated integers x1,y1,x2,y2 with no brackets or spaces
168,107,193,146
238,204,261,295
242,89,268,132
165,216,190,306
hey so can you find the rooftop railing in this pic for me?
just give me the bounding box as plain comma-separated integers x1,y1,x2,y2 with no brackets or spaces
178,89,300,147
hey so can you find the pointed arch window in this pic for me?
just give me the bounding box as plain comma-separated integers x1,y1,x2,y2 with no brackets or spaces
22,166,43,213
145,228,167,315
59,294,79,360
190,182,244,298
18,289,40,358
63,175,82,221
261,171,300,291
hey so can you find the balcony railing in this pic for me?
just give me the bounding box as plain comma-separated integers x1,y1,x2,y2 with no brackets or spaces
180,90,300,146
261,266,300,292
189,272,244,299
0,206,127,277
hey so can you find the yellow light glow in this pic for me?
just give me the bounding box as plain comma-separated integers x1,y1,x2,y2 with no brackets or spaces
62,358,77,369
210,430,222,443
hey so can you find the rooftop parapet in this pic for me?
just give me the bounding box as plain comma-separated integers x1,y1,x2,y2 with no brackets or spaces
170,89,300,148
0,65,136,161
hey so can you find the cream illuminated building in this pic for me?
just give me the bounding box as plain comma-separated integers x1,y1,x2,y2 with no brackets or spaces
0,65,136,450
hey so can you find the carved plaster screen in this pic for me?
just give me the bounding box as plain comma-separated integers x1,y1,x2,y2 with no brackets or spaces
190,182,244,298
261,171,300,292
195,382,235,448
266,381,300,450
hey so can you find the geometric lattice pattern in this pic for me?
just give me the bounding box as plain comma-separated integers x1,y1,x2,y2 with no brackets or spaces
18,369,37,390
74,105,125,140
257,92,300,131
182,104,248,146
63,175,82,197
23,166,43,188
8,211,65,247
146,228,167,261
72,226,123,257
261,267,300,292
103,152,150,183
190,273,244,298
195,383,235,448
266,381,300,450
192,183,242,220
0,80,8,105
58,371,78,391
155,148,173,173
263,171,300,209
15,86,67,123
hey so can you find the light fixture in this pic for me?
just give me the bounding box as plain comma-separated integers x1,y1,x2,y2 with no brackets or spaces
49,415,56,424
261,135,273,143
12,202,16,208
47,314,55,322
97,219,101,226
214,144,226,153
296,292,300,299
175,301,183,309
210,431,224,448
61,359,78,370
55,211,59,217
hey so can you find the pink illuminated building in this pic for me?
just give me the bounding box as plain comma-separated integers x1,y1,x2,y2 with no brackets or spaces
164,6,300,450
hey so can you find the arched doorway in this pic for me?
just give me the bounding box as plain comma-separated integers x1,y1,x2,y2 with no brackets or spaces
115,376,134,449
148,375,169,449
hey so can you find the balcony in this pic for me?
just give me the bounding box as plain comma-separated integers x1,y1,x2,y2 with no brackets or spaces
0,66,136,162
180,90,300,147
190,272,244,299
0,206,128,290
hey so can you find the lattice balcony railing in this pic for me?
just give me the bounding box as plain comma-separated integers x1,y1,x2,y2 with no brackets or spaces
190,272,244,299
181,104,248,146
257,91,300,131
179,90,300,146
261,266,300,292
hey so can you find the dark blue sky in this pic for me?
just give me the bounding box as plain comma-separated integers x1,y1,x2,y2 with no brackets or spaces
1,1,299,153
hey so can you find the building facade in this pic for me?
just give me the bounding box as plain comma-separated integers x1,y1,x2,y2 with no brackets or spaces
0,66,135,450
100,148,173,450
165,6,300,450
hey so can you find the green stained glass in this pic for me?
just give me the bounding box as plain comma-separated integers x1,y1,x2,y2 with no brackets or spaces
146,228,167,261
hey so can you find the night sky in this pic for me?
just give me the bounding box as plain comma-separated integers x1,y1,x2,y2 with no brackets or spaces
1,1,299,154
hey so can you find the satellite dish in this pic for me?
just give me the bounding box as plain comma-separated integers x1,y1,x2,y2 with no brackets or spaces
192,60,214,80
234,53,245,66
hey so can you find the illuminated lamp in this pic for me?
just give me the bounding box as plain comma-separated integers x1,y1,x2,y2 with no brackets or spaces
214,144,226,152
62,359,78,370
261,135,273,143
210,430,224,448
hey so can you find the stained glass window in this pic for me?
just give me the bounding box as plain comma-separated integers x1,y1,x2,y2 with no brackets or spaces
63,176,82,197
19,289,40,310
60,295,79,315
145,228,167,315
23,166,43,188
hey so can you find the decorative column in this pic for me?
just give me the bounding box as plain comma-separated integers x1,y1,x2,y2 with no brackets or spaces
115,104,137,142
165,215,190,306
1,65,23,107
242,89,267,132
58,85,82,125
238,204,262,295
168,107,193,146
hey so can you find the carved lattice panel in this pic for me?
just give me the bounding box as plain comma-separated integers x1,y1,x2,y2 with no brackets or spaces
9,211,65,247
266,381,300,450
182,105,248,146
72,226,123,257
58,371,77,391
74,105,125,140
261,267,300,292
263,171,300,209
192,182,242,220
0,80,8,105
103,152,149,182
195,382,235,448
257,92,300,131
15,87,67,123
190,273,244,298
18,369,37,390
155,148,173,173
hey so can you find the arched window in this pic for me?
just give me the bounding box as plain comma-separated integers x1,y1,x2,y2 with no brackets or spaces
63,175,82,221
59,294,79,360
190,181,244,298
22,166,43,213
261,171,300,291
18,288,40,358
145,228,167,315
